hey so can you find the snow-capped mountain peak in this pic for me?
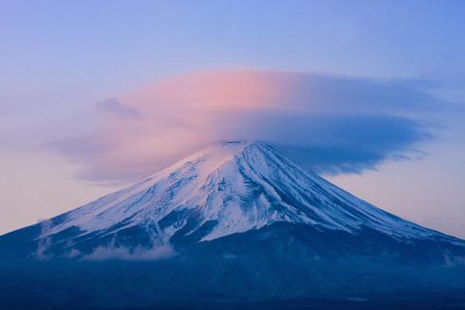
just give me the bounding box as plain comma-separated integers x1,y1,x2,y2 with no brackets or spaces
38,140,451,247
1,142,464,309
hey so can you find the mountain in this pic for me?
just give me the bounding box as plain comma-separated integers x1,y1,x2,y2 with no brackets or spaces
1,141,465,310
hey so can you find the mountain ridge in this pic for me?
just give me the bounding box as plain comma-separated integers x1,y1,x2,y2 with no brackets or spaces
1,140,462,261
1,141,465,309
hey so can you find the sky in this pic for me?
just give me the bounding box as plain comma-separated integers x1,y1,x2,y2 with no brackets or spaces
0,0,464,238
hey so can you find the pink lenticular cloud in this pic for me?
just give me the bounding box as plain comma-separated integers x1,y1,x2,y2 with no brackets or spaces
51,70,439,182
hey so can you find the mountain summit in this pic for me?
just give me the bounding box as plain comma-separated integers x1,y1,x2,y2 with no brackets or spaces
3,141,458,258
1,141,464,309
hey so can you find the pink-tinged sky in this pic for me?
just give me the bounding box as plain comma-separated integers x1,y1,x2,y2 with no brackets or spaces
0,1,464,238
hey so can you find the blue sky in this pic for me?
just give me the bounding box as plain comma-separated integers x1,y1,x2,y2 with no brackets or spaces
0,0,464,237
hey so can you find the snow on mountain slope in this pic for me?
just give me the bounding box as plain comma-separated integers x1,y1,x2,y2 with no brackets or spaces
37,140,455,248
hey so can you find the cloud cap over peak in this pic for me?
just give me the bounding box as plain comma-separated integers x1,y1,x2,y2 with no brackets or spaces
51,70,446,182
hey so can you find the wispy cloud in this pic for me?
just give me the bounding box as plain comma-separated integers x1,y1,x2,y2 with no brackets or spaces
82,244,176,261
35,219,53,260
49,70,451,182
